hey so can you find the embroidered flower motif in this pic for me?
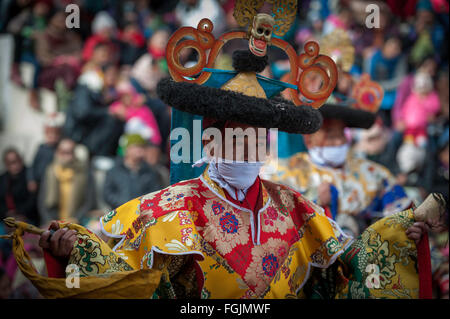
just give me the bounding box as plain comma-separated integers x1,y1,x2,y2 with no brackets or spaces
201,199,249,255
244,238,288,296
267,207,278,220
157,184,201,210
181,227,193,244
264,219,274,227
212,201,225,215
219,212,239,234
262,254,279,277
178,211,192,226
261,204,294,235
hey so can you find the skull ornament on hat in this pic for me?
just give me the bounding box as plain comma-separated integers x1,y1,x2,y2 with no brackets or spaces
248,13,275,57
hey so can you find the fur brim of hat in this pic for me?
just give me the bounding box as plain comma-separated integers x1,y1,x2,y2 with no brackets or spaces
319,103,376,129
157,78,323,134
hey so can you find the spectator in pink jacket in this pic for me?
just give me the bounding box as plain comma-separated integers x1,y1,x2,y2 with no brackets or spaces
396,71,441,177
392,56,438,130
399,71,441,146
109,81,162,147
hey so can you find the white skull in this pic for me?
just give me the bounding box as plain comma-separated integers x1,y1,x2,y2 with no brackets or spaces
249,13,275,57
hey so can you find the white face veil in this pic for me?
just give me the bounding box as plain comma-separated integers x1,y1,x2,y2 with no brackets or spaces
193,157,264,201
308,143,350,168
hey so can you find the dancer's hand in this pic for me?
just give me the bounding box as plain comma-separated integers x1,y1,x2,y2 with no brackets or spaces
406,222,429,244
39,221,77,258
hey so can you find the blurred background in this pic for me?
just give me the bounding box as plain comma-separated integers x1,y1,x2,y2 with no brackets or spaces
0,0,448,298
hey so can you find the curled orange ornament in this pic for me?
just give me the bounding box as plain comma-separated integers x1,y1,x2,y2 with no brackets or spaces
272,40,338,108
352,74,384,113
295,41,338,108
165,19,216,83
166,19,248,85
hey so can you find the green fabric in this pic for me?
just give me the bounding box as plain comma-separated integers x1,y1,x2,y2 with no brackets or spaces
306,210,421,299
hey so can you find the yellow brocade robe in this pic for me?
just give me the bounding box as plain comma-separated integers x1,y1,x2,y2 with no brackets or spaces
100,167,423,299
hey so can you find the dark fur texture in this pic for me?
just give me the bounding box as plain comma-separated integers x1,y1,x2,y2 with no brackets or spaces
319,103,376,129
232,50,268,73
157,78,323,134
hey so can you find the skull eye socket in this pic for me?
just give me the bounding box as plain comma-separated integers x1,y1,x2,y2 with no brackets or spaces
257,28,264,35
265,29,271,36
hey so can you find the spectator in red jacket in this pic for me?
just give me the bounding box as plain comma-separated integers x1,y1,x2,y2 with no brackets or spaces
82,11,119,64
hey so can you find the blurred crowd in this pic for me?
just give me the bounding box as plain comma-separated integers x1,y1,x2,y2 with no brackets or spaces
0,0,448,299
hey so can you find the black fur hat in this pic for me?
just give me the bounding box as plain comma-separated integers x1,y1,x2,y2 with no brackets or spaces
319,103,376,129
156,50,323,134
